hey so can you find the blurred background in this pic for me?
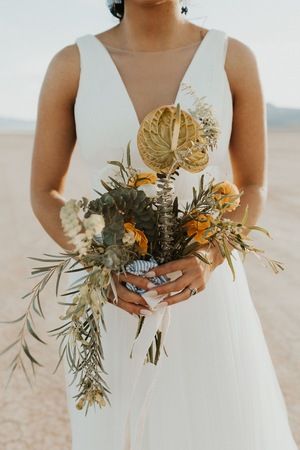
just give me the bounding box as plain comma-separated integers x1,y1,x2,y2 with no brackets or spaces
0,0,299,449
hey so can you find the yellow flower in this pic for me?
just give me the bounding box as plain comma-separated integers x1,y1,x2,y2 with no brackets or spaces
212,180,240,212
124,222,148,255
127,172,157,187
183,212,215,245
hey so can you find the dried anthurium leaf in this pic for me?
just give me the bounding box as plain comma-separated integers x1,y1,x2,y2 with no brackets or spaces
137,103,209,174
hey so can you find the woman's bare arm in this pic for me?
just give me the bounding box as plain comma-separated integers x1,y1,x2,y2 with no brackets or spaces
30,43,151,314
162,36,268,272
195,37,268,268
224,37,268,228
30,44,80,252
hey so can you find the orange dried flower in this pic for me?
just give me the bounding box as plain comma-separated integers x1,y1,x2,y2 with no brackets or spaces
183,212,215,245
212,181,240,212
124,222,148,255
127,172,157,187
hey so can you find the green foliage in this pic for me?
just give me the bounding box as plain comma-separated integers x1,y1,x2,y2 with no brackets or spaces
0,142,284,413
86,186,157,247
0,253,75,388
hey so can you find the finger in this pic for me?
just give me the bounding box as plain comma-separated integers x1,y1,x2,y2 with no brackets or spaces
163,287,192,306
144,258,189,278
109,296,153,317
117,272,151,290
164,283,205,306
117,283,150,307
111,273,149,307
146,273,193,296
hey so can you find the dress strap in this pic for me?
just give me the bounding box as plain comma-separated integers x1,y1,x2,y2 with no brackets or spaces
222,31,229,66
201,29,230,108
75,35,97,71
212,29,229,68
183,28,229,92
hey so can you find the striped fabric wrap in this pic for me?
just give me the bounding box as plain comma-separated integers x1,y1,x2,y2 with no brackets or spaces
124,257,170,294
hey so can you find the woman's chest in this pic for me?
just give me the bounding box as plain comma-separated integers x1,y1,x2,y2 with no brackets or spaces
73,33,233,171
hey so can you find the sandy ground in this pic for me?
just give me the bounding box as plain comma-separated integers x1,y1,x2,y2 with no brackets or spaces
0,129,299,449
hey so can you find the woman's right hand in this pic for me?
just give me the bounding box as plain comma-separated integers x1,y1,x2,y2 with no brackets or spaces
79,261,154,317
107,271,153,318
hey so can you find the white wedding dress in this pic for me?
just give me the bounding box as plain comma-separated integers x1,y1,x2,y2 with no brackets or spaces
63,29,298,450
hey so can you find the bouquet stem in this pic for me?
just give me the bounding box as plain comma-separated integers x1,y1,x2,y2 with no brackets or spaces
156,173,176,264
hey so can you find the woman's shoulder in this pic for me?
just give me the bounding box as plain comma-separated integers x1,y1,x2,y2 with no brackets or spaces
47,41,80,76
205,26,257,63
41,42,80,106
193,24,258,66
227,33,257,64
222,31,261,100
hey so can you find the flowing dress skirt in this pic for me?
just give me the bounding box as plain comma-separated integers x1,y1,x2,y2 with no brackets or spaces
64,250,298,450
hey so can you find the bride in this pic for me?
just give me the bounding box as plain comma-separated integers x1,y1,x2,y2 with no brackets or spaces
30,0,298,449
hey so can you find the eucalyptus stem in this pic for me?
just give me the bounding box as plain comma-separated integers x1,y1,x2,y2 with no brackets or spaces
156,159,179,264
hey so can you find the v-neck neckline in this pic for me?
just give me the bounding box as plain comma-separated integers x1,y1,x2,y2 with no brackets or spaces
88,29,215,129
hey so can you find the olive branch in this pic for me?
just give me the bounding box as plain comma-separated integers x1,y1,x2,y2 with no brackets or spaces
0,252,77,387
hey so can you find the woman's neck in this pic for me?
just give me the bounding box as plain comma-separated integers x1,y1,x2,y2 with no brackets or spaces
111,2,200,51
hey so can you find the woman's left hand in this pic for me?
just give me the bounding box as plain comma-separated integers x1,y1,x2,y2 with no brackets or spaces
143,247,225,306
116,247,226,307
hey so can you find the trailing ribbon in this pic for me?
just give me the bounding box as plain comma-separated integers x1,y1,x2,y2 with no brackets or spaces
109,258,182,450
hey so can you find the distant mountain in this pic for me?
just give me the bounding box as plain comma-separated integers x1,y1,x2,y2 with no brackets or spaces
0,103,299,133
267,103,300,129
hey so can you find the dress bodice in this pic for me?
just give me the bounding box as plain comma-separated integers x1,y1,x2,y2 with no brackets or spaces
74,29,233,204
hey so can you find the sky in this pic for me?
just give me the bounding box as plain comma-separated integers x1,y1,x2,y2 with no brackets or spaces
0,0,300,121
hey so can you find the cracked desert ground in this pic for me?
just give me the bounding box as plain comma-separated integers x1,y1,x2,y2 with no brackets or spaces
0,128,299,449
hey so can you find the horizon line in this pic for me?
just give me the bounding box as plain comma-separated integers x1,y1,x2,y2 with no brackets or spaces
1,101,300,124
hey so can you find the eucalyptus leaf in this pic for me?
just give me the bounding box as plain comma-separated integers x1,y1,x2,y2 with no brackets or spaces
191,251,211,265
44,252,71,258
55,263,65,296
222,238,235,281
60,290,80,297
31,265,56,272
19,358,33,387
0,339,20,356
53,346,67,374
35,290,45,319
26,319,47,345
126,141,132,167
107,160,125,170
22,341,43,367
21,291,32,300
32,297,43,318
107,176,123,188
99,180,112,192
0,313,26,324
27,257,65,263
64,266,92,273
48,321,72,334
248,225,271,238
5,361,19,389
